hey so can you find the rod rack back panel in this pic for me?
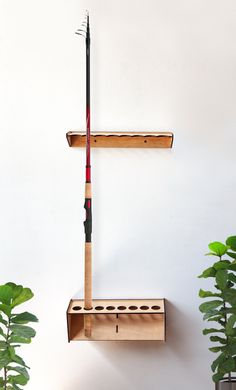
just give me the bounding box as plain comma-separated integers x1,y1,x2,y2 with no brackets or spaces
66,131,174,148
67,299,165,341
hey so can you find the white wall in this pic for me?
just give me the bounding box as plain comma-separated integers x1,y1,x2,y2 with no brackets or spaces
1,0,236,389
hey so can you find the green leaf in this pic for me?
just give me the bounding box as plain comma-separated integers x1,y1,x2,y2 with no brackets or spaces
199,300,222,313
222,289,236,306
0,286,13,306
199,289,221,298
211,353,225,372
198,267,216,278
213,260,231,270
228,273,236,283
8,346,16,360
12,354,29,369
219,356,235,373
226,236,236,251
0,349,11,369
216,270,228,290
7,366,29,380
225,315,236,336
11,312,38,324
8,374,28,386
212,372,224,382
209,242,228,256
226,342,236,355
12,385,21,390
12,383,22,390
209,346,224,353
10,325,36,339
210,336,227,344
227,252,236,260
8,335,31,344
203,328,224,335
229,264,236,271
203,310,222,320
207,316,225,324
0,341,7,350
5,284,23,301
11,288,33,308
0,304,11,317
0,327,6,339
0,314,8,327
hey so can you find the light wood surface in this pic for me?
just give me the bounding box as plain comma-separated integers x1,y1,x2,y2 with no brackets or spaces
68,299,164,314
84,315,92,338
66,131,173,148
67,299,165,341
84,243,92,336
84,244,92,308
85,183,92,198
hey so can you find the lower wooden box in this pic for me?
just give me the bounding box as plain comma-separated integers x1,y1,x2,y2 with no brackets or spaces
67,299,166,341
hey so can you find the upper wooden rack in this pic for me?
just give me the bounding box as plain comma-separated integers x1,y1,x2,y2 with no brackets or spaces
66,131,174,148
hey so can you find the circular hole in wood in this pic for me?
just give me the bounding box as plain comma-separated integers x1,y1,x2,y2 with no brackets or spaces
106,306,115,311
118,306,127,310
95,306,104,311
84,307,93,311
129,305,138,310
72,306,82,311
140,305,149,310
151,305,160,310
94,139,97,142
144,140,147,143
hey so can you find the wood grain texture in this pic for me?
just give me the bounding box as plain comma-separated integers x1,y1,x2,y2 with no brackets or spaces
66,131,173,148
84,315,92,338
85,183,92,198
84,243,92,308
84,243,92,336
67,299,165,341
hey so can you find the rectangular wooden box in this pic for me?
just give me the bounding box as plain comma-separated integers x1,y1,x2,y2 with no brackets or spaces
67,299,165,341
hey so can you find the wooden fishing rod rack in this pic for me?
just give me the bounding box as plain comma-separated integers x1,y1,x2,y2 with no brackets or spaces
66,131,173,148
66,129,172,341
67,299,165,341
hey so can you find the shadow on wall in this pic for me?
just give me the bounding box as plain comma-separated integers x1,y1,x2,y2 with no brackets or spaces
67,301,202,390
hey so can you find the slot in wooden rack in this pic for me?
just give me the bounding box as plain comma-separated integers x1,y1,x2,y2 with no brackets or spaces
67,299,166,341
66,131,173,148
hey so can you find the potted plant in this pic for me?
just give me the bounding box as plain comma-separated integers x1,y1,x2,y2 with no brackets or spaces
199,236,236,389
0,282,38,389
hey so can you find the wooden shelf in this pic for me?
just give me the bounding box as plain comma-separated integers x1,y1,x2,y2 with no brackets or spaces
66,131,173,148
67,299,166,341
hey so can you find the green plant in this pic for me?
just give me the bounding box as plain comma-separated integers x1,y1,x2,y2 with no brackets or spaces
199,236,236,383
0,282,38,390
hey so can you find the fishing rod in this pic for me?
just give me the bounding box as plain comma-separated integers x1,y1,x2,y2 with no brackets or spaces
76,11,92,337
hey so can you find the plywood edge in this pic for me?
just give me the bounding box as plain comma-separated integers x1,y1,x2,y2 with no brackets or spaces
67,298,165,315
66,131,174,148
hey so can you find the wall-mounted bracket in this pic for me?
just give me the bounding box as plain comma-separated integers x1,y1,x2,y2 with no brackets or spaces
66,131,173,148
67,299,165,341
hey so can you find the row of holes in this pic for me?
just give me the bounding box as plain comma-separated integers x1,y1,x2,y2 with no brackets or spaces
93,139,148,143
72,305,161,311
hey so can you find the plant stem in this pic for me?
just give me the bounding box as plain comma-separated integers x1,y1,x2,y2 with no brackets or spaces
3,367,7,390
4,316,11,390
220,254,232,383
